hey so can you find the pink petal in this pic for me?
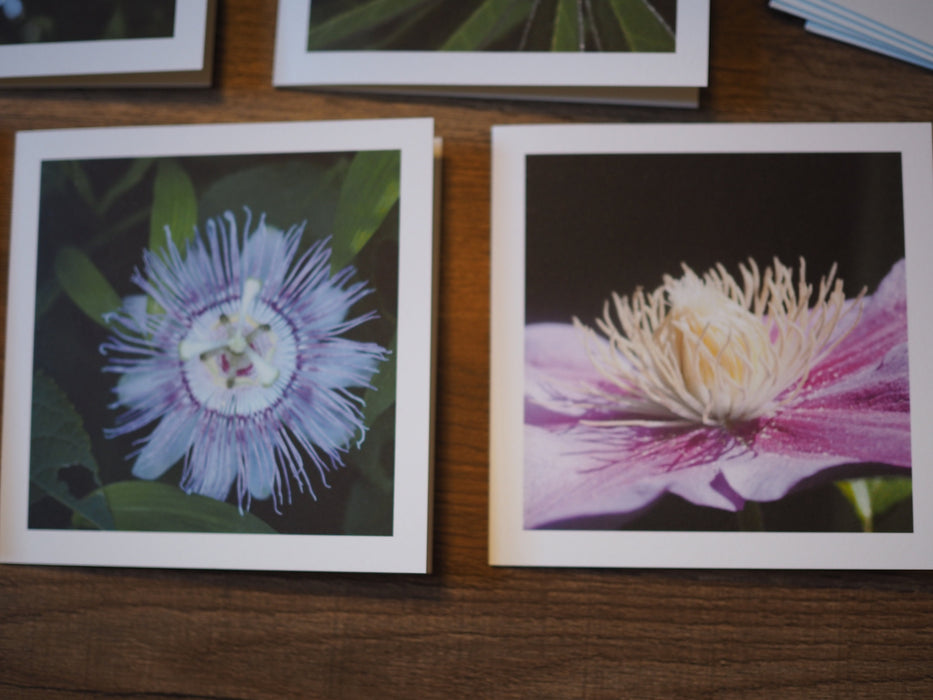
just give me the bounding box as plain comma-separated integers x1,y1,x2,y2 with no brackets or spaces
524,422,747,528
521,260,911,527
755,345,910,468
525,323,603,412
807,259,907,388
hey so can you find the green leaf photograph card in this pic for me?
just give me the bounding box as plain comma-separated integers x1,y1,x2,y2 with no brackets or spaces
1,118,438,573
273,0,709,107
489,122,933,569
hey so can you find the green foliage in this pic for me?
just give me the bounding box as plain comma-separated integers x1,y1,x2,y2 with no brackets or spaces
331,150,400,271
837,477,913,533
363,334,398,427
343,476,394,536
73,481,277,533
552,0,581,51
607,0,674,51
198,158,346,244
149,159,198,256
98,158,153,216
343,407,396,535
30,371,114,529
306,0,675,52
359,404,396,495
441,0,536,50
63,161,98,214
308,0,433,50
53,246,122,327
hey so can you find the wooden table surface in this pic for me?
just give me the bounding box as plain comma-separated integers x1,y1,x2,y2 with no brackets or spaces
2,2,933,698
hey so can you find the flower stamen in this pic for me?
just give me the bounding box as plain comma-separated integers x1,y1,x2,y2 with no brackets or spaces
179,277,286,402
575,257,865,428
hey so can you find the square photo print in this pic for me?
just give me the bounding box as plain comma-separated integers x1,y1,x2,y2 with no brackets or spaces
273,0,709,107
1,118,438,572
490,122,933,569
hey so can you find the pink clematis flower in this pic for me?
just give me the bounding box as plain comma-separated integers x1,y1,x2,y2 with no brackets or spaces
524,257,910,528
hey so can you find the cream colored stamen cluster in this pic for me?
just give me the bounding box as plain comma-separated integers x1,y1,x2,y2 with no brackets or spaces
576,258,864,427
179,278,280,390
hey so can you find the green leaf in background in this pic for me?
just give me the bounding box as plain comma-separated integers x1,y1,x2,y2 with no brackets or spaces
330,150,400,271
357,405,396,496
98,158,153,215
837,477,913,533
73,481,277,533
149,159,198,255
198,159,345,246
34,275,61,320
441,0,536,50
102,6,127,40
53,246,122,327
64,160,98,214
607,0,674,51
369,1,442,50
363,334,397,425
305,0,674,52
30,370,114,529
342,476,394,536
343,406,396,534
552,0,581,51
308,0,434,49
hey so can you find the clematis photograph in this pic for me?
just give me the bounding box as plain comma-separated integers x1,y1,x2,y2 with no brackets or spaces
306,0,677,52
1,120,437,573
490,122,933,568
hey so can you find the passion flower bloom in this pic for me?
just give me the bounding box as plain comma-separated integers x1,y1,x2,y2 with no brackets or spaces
525,257,910,528
101,210,388,512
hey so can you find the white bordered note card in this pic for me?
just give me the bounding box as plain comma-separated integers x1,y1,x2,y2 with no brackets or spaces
0,0,216,87
490,121,933,569
273,0,709,108
1,118,438,573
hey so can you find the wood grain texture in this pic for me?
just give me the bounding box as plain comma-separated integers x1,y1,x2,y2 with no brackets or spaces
2,1,933,698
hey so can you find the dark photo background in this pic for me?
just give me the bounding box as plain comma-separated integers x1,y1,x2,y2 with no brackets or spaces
0,0,175,45
524,150,911,531
526,152,905,324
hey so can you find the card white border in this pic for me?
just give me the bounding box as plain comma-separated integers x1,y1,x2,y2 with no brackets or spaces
0,1,209,79
490,122,933,569
1,118,437,573
273,0,709,88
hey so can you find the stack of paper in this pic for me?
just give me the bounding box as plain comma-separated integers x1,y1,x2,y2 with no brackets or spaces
770,0,933,71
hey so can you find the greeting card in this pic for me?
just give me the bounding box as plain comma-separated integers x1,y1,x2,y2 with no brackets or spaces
1,118,438,573
490,122,933,568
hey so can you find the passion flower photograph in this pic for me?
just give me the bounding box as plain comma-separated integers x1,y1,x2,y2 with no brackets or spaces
0,0,175,45
23,146,400,537
306,0,676,52
521,147,912,534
